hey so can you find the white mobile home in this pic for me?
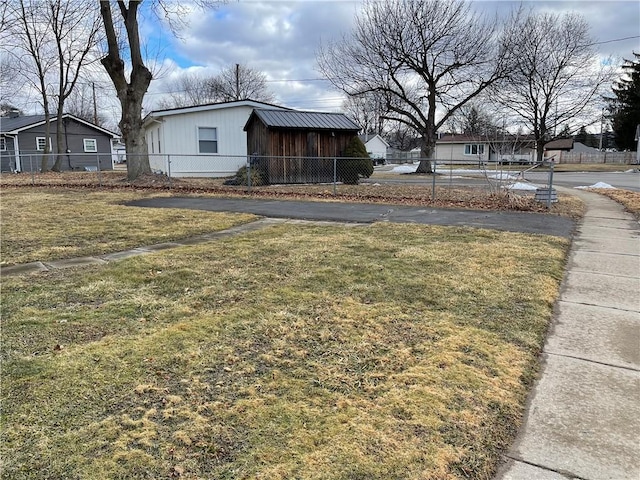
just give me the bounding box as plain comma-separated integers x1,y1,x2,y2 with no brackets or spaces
142,100,288,177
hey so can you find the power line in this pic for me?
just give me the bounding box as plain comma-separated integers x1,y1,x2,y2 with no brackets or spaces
587,35,640,47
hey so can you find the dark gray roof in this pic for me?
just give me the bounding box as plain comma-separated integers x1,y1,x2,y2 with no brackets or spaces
0,115,47,133
246,109,360,131
0,113,117,137
544,138,574,150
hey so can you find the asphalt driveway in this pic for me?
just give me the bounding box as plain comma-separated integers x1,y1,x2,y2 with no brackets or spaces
127,197,575,237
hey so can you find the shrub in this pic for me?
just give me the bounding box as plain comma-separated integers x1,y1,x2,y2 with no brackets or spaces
224,165,268,186
338,136,374,185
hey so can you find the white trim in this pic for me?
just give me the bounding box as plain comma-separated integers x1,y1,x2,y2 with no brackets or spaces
197,126,218,154
35,136,52,151
463,143,485,156
148,100,288,119
14,135,21,172
83,138,98,153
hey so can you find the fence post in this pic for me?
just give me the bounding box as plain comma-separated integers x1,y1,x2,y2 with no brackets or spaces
333,157,337,196
96,153,102,187
30,155,34,185
431,160,436,201
247,156,251,193
167,155,172,189
546,162,555,210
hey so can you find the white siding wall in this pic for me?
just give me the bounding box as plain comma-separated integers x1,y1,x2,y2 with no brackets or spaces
364,137,388,159
146,105,259,178
435,143,488,162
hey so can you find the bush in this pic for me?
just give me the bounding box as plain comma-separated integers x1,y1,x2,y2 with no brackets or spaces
224,165,268,186
338,136,374,185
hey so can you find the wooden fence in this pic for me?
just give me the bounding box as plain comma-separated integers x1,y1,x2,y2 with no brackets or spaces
554,151,637,164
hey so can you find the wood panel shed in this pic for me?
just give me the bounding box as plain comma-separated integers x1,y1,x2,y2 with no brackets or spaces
244,109,360,183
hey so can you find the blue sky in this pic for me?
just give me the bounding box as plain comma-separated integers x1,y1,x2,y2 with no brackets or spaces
141,0,639,115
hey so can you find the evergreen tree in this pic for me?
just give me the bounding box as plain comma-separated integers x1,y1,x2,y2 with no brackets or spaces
338,136,373,185
558,124,571,138
607,53,640,151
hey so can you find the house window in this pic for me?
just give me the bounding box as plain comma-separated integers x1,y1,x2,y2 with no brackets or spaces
83,138,97,152
0,137,5,151
464,144,485,156
198,127,218,154
36,137,51,151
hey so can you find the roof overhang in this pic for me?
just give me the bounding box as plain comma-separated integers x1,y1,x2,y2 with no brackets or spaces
2,113,118,138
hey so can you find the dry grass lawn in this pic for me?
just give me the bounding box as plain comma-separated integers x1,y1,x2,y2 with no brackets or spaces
1,191,570,479
589,188,640,218
0,188,256,265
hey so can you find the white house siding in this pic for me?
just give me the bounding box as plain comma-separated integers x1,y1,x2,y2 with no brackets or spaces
363,136,388,160
435,142,489,162
146,105,264,178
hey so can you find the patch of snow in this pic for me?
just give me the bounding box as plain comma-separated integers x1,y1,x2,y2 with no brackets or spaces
503,182,539,191
575,182,617,189
487,173,518,180
391,164,418,173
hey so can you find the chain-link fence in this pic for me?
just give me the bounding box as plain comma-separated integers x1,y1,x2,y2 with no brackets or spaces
3,152,561,206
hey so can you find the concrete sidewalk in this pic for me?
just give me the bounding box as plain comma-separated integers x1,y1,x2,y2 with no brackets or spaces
496,188,640,480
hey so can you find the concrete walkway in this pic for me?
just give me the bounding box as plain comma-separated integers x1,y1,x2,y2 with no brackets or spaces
0,218,365,276
496,188,640,480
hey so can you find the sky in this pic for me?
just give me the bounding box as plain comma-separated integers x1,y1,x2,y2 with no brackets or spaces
140,0,640,116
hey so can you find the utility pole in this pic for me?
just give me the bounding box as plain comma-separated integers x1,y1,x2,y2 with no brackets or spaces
235,63,240,101
92,82,98,125
598,107,604,151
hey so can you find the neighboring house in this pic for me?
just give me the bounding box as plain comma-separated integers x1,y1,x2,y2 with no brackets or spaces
435,134,536,164
244,109,361,183
544,138,599,160
358,133,389,164
112,138,126,164
142,99,289,177
0,113,117,172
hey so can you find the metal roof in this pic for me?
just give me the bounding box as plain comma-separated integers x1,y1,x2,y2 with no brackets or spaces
247,109,360,131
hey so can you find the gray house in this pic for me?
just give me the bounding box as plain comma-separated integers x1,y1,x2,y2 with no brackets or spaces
0,113,117,172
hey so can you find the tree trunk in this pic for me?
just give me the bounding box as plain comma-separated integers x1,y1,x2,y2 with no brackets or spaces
99,1,153,182
121,101,151,180
51,108,65,171
414,136,434,174
536,138,545,163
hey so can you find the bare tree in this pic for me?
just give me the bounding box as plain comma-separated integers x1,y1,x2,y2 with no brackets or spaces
100,1,153,180
99,1,222,180
0,54,20,105
318,0,513,173
492,10,611,162
3,0,57,172
66,83,108,127
342,91,390,136
157,72,216,109
208,63,275,103
50,0,102,171
444,103,498,136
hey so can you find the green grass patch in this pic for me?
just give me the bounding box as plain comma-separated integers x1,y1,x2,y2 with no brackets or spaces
1,221,568,479
0,188,256,265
